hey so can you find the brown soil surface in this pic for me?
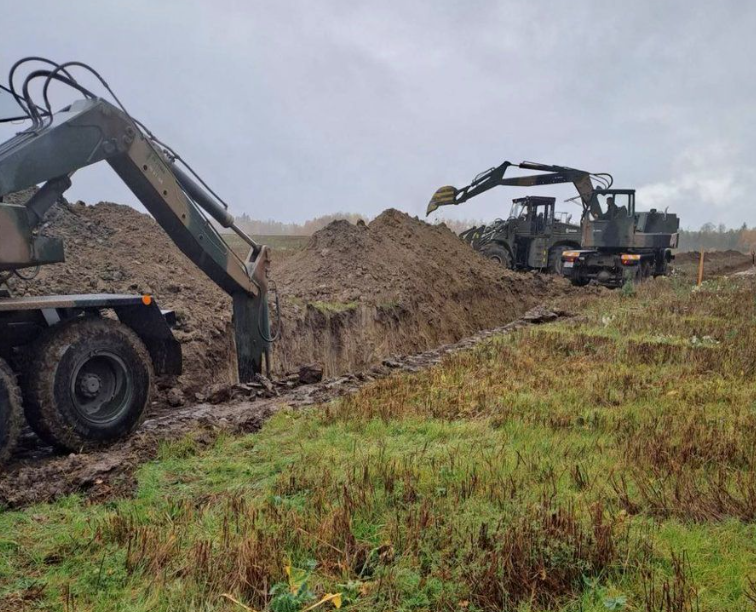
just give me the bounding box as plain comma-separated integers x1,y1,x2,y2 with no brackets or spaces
674,250,754,278
8,202,578,393
10,201,236,395
0,305,569,508
274,209,578,373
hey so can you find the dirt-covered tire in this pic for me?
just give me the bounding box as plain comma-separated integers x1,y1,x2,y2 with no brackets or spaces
570,277,590,287
23,317,153,452
480,243,513,269
548,245,573,274
0,359,23,464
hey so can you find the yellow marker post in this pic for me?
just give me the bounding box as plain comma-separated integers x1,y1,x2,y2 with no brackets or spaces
697,250,705,286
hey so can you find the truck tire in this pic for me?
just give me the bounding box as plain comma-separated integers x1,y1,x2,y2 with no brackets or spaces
548,245,573,274
23,317,153,452
570,277,590,287
0,359,23,464
480,243,513,269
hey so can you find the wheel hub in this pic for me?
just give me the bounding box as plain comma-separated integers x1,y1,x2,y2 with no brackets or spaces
78,373,102,398
70,351,132,424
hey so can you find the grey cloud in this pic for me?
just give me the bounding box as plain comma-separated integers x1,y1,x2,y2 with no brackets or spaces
1,0,754,228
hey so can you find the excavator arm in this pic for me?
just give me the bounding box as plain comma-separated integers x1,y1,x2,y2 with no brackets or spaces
0,68,271,380
427,160,609,218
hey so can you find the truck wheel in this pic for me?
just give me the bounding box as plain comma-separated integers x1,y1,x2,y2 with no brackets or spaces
481,243,513,269
0,359,23,464
548,245,571,274
23,317,153,452
570,277,590,287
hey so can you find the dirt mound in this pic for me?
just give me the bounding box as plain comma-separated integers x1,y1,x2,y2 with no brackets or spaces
7,202,573,393
273,209,571,373
10,201,234,394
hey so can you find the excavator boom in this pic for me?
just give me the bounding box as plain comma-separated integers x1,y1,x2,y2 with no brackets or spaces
427,160,609,217
0,65,271,381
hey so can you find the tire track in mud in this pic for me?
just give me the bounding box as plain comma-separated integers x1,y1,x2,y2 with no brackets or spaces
0,305,569,509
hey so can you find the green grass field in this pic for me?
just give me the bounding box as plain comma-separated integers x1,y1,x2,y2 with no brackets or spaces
225,234,310,258
2,276,756,611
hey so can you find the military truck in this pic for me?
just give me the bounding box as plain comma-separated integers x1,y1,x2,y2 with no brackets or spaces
459,195,581,273
560,190,679,287
0,57,273,461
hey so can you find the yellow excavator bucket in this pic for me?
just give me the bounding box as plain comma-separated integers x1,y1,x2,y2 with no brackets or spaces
426,185,458,216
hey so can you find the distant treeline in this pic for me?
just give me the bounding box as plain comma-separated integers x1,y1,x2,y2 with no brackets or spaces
679,224,756,253
233,214,756,254
234,212,367,236
233,212,479,236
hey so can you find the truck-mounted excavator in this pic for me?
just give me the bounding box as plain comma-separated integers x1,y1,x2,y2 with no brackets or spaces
0,57,274,461
427,160,679,286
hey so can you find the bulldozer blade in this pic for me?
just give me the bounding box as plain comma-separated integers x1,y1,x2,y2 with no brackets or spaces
426,185,458,216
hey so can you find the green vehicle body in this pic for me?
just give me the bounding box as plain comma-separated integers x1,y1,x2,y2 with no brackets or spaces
427,160,680,287
461,196,581,272
0,57,273,461
560,189,680,287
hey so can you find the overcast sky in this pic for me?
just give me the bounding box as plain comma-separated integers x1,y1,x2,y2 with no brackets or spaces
2,0,755,229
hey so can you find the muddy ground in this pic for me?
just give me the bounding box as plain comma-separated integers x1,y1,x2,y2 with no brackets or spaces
0,306,568,508
8,200,578,398
6,194,750,507
674,249,754,278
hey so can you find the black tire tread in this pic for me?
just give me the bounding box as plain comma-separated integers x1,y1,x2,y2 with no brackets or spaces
480,243,513,269
24,317,153,452
0,358,23,465
548,245,576,274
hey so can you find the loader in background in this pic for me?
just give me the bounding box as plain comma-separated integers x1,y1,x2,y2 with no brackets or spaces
428,161,607,273
458,195,581,273
0,57,275,461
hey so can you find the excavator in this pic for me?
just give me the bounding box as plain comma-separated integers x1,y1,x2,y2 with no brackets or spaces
0,57,274,462
427,160,679,286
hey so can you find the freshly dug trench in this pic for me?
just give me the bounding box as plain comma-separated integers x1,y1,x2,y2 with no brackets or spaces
9,201,576,396
273,209,574,375
0,304,571,507
673,250,753,277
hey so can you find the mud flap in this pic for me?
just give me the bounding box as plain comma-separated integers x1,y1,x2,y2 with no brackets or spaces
232,292,270,382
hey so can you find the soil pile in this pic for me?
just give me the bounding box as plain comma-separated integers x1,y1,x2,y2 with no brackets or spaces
8,202,572,391
11,201,235,394
273,209,570,373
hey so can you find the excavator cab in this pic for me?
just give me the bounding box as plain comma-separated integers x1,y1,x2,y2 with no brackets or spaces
592,191,633,221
